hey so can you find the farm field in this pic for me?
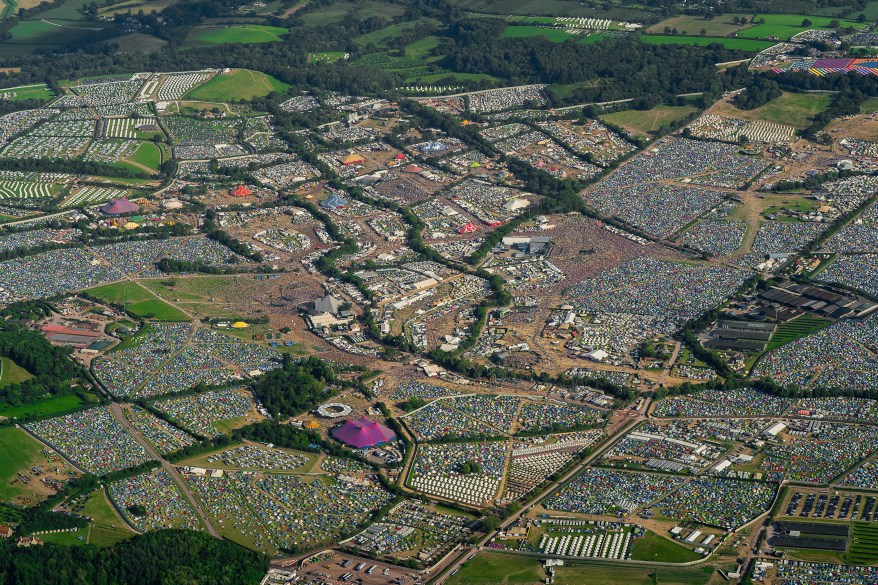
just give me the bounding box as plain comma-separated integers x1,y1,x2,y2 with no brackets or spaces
300,0,405,26
600,104,697,137
0,356,32,388
739,14,867,40
0,19,110,56
500,25,575,42
183,69,290,101
713,91,832,129
183,24,288,48
640,35,776,52
647,14,752,36
97,0,181,17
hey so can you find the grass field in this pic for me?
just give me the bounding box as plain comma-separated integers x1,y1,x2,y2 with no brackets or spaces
308,51,347,63
183,24,287,47
0,393,88,420
715,91,832,130
0,19,110,55
184,68,290,101
630,531,702,563
301,0,405,26
448,553,714,585
127,141,163,171
85,282,190,322
861,98,878,113
740,14,867,40
766,315,833,350
98,0,181,17
0,83,54,102
0,356,32,388
640,34,775,51
601,104,697,136
849,523,878,564
82,489,137,546
0,427,51,501
500,25,575,42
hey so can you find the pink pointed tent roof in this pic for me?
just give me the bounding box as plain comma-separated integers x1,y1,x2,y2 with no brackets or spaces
100,198,139,215
331,416,396,449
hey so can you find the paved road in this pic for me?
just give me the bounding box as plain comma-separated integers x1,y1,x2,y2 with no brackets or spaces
108,403,221,538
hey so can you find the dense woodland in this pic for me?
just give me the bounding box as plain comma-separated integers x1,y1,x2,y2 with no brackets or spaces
249,355,337,417
0,530,267,585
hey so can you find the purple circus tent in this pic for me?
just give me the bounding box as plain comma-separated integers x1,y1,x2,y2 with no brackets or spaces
331,416,396,448
100,198,139,215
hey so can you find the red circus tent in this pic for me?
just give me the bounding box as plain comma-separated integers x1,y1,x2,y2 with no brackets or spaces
394,153,406,160
230,185,252,197
331,416,396,449
458,222,478,234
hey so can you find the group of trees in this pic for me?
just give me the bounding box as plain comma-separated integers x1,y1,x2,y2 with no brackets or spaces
249,355,337,417
0,530,267,584
0,322,83,408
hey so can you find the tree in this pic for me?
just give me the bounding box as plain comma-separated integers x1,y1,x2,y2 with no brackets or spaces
700,28,707,36
801,19,813,27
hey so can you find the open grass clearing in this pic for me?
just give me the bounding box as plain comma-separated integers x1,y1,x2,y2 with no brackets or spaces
0,356,32,388
184,68,290,102
85,282,190,322
630,530,702,563
82,488,137,545
648,14,752,36
600,104,697,137
0,393,89,420
500,24,575,42
0,426,50,501
713,91,831,130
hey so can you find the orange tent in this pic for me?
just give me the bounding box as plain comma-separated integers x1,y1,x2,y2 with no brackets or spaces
231,185,252,197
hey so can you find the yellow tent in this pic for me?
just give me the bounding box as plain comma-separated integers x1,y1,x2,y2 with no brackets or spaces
231,321,249,329
304,420,320,430
122,222,139,230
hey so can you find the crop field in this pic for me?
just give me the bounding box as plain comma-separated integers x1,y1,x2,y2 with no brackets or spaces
601,105,697,136
0,356,32,388
640,35,776,52
647,14,752,36
714,92,832,130
849,523,878,564
183,24,288,47
184,68,290,102
765,315,833,351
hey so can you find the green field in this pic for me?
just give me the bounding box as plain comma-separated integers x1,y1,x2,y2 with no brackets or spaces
601,104,697,136
448,553,714,585
300,0,405,26
766,315,833,351
0,84,55,102
500,25,575,42
184,24,288,47
82,489,137,546
355,18,439,46
0,356,32,388
184,68,290,101
308,51,347,64
630,530,702,563
718,91,832,129
0,393,88,420
0,427,51,501
849,523,878,564
640,34,775,52
86,282,190,322
0,19,111,55
648,14,752,36
861,98,878,113
740,14,867,40
127,141,163,171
